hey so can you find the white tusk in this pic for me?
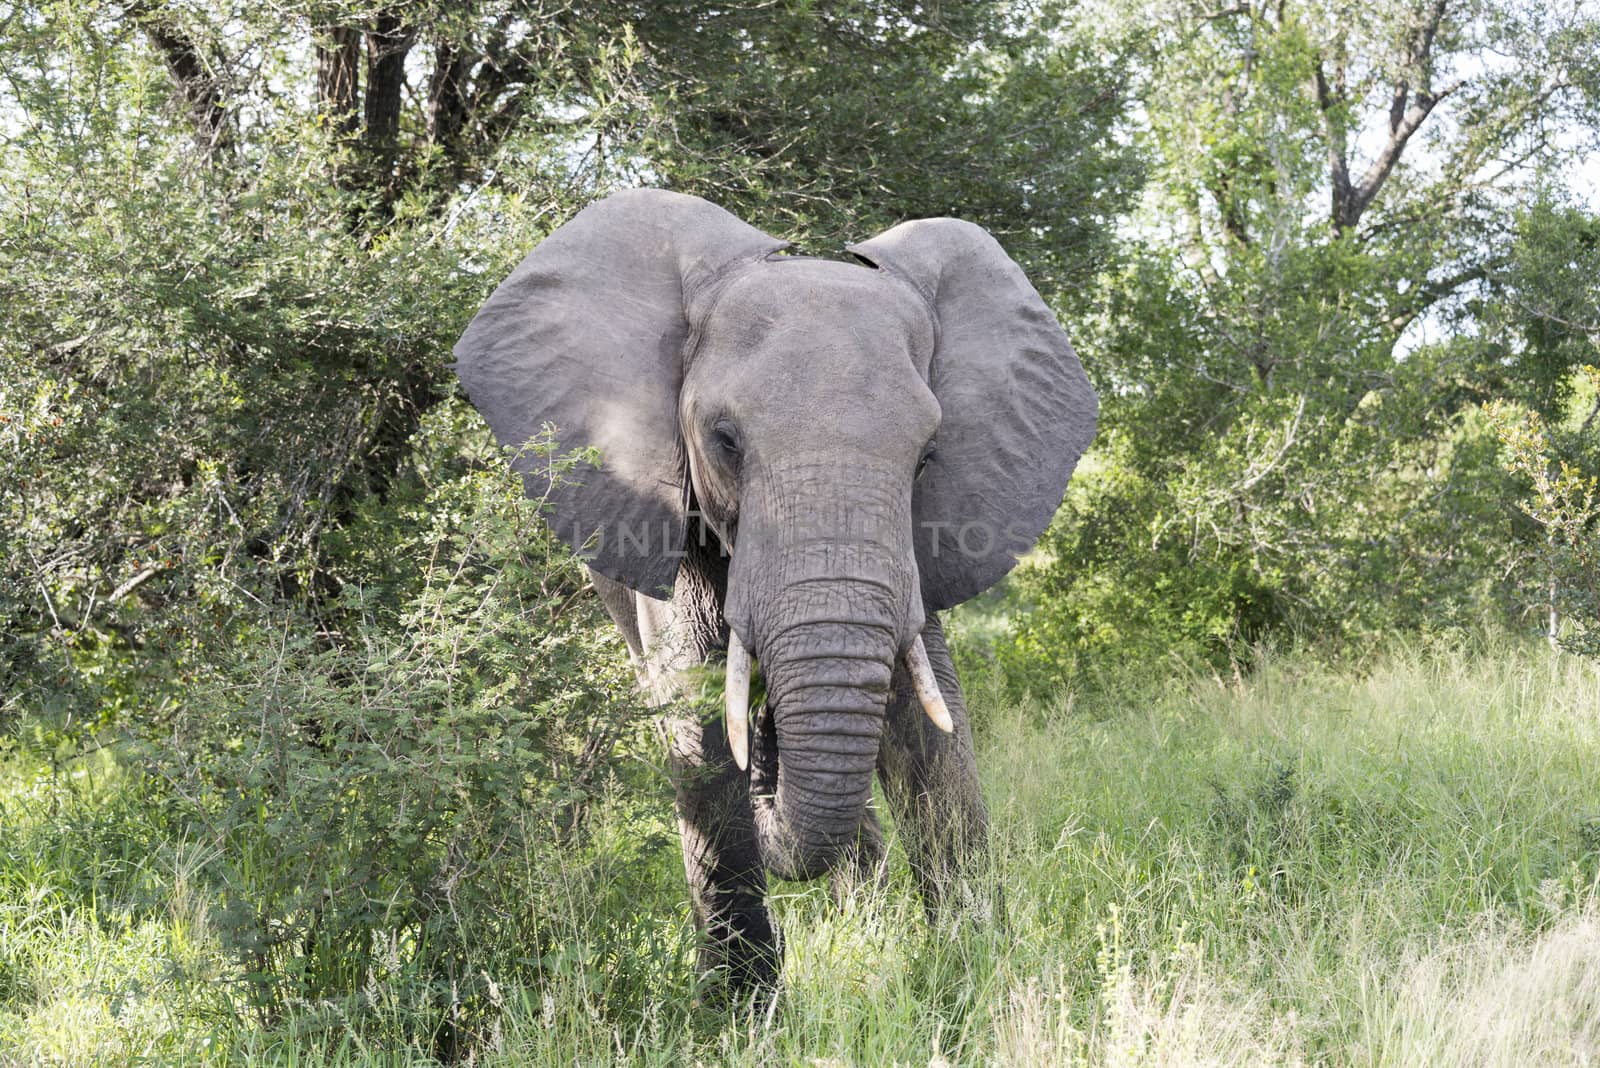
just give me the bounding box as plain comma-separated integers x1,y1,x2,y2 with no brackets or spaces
725,631,752,770
905,634,954,733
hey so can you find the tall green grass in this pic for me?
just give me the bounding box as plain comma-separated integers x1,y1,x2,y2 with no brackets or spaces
2,637,1597,1065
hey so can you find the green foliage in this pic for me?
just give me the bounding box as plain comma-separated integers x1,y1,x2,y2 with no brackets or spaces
126,422,653,1046
1006,0,1600,679
1483,200,1600,418
1490,367,1600,659
627,3,1141,300
0,9,529,734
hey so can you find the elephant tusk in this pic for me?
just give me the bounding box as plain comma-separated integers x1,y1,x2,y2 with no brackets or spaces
905,634,954,733
725,630,752,771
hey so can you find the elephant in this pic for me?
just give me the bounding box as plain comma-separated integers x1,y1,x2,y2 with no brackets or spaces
452,188,1096,996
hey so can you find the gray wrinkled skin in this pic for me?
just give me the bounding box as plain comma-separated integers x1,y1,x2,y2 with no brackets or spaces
454,189,1097,996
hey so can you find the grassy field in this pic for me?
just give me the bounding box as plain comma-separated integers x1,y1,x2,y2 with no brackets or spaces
2,637,1598,1065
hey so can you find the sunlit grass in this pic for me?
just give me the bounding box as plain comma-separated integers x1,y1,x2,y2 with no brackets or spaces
2,636,1597,1065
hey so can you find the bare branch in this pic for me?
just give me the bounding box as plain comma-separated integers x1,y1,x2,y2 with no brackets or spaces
110,565,164,603
1388,80,1409,135
1340,0,1464,226
1313,62,1355,235
1351,77,1466,219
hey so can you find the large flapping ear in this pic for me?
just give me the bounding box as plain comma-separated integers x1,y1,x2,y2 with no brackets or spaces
847,219,1098,611
454,189,788,597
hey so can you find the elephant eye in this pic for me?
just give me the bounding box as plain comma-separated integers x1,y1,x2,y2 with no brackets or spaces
710,421,742,465
916,444,936,481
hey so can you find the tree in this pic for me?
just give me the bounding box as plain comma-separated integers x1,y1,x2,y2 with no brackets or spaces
1008,0,1600,677
1485,197,1600,653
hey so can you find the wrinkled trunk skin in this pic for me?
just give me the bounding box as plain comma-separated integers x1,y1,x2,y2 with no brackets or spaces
748,607,898,880
727,460,921,881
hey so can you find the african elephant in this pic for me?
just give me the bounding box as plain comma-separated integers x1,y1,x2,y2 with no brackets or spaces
453,189,1096,995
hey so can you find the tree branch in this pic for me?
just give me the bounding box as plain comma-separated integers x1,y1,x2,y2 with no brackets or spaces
110,564,164,603
1350,77,1465,220
1387,80,1409,135
128,2,231,158
1313,62,1355,235
1344,0,1463,227
1385,256,1501,332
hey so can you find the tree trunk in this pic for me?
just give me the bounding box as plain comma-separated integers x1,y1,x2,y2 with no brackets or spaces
427,43,471,157
363,12,413,178
315,25,361,138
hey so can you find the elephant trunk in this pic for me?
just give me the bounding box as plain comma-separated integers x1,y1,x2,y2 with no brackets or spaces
726,469,921,881
747,607,897,882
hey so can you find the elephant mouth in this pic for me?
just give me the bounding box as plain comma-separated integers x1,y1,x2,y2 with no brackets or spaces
747,700,778,803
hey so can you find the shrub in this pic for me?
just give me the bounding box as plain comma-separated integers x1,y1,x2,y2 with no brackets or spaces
127,416,650,1050
1490,368,1600,660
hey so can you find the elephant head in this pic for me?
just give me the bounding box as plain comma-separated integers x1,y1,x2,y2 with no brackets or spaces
454,189,1096,880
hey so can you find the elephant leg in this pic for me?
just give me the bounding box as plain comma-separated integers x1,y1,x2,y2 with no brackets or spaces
624,576,778,998
877,615,993,917
665,707,778,997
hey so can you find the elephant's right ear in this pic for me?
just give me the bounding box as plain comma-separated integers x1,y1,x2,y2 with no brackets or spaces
454,189,788,598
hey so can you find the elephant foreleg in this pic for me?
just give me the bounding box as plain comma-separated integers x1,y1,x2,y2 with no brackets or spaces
877,615,993,917
594,568,779,997
665,709,779,998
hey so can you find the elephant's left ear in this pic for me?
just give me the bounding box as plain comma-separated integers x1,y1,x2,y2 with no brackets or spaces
847,219,1098,611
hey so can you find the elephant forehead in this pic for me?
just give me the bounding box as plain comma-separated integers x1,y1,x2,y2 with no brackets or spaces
698,258,934,370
